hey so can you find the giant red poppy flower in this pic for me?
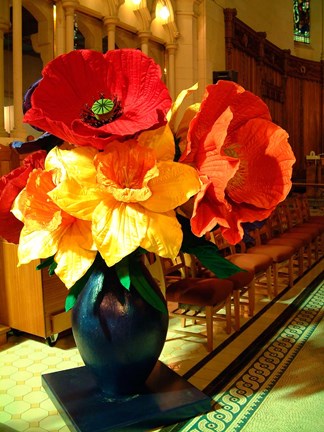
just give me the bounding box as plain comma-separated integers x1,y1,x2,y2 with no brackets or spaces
24,49,172,150
180,81,296,244
0,150,46,243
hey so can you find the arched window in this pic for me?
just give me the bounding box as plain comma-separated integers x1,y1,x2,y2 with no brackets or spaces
293,0,310,43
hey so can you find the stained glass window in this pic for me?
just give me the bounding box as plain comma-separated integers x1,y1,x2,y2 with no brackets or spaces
293,0,310,43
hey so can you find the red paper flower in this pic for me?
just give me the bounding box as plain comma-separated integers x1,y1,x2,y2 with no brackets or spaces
0,151,46,243
180,81,296,244
24,49,172,150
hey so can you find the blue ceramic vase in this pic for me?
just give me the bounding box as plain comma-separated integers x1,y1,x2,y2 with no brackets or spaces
71,255,169,399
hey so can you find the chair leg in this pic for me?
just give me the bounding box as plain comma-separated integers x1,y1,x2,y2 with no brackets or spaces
266,267,273,299
225,295,232,334
307,244,312,267
288,258,294,287
298,248,304,276
233,290,241,331
205,306,213,352
314,238,319,261
272,263,279,297
248,279,255,317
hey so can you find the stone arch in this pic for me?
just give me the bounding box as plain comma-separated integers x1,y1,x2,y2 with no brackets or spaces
151,0,179,44
23,0,54,65
76,12,103,51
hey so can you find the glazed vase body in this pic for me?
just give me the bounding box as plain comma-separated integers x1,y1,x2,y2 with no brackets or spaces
71,257,168,398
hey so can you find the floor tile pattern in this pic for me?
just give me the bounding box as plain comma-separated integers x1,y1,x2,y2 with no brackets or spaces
0,258,322,431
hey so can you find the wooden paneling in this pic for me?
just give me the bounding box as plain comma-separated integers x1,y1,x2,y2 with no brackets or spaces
223,8,323,180
302,80,321,156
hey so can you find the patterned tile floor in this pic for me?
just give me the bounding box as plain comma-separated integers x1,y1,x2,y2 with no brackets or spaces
0,258,323,432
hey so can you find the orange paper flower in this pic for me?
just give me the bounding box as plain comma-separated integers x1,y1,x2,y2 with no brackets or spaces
12,168,96,288
180,81,296,243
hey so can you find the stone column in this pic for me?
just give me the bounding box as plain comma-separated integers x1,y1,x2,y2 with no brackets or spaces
12,0,25,137
104,17,118,51
138,31,151,56
55,1,66,56
174,0,199,98
166,43,177,100
62,1,78,53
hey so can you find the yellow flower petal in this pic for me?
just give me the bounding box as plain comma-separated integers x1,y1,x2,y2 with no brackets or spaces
92,200,148,266
45,146,98,183
138,125,175,161
48,177,105,221
110,165,159,203
167,82,198,131
142,161,201,212
140,210,182,258
11,189,27,222
55,248,97,288
176,103,200,154
54,221,97,288
17,226,61,264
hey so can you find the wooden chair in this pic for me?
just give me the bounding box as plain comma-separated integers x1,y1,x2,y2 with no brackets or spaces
288,195,324,258
215,231,274,300
208,229,274,299
155,253,233,352
190,233,256,331
266,206,310,275
245,222,296,296
295,193,324,226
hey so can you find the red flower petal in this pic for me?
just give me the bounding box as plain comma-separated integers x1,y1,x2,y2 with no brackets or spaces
0,151,46,243
24,49,172,150
225,119,294,209
180,81,271,164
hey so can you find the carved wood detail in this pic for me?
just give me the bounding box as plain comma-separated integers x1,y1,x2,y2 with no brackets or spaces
223,8,324,179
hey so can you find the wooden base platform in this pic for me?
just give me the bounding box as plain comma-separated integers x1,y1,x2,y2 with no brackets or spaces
42,360,212,431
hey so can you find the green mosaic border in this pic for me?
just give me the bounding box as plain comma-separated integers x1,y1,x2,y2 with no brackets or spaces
178,280,324,431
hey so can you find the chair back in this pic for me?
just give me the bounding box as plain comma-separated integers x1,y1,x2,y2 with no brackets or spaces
208,228,237,255
272,203,293,233
154,253,190,292
246,222,270,246
292,194,311,223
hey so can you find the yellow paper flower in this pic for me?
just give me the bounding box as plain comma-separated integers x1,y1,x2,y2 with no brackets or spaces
48,140,201,267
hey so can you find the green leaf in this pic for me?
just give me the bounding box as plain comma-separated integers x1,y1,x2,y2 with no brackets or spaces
129,256,167,314
136,246,149,255
36,256,56,270
64,257,99,311
115,257,131,290
186,243,244,278
65,279,86,312
177,212,244,278
48,261,58,275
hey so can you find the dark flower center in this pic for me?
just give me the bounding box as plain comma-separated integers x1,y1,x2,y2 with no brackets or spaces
80,93,123,127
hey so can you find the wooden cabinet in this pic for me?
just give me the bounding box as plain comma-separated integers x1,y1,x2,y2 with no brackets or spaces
0,241,71,341
0,143,71,341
